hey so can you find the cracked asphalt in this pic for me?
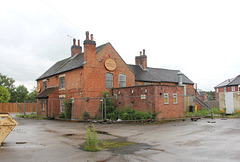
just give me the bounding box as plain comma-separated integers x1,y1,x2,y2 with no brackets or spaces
1,115,240,162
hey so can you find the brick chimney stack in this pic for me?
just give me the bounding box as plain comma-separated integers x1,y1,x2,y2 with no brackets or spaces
135,49,147,69
84,31,96,65
71,38,82,57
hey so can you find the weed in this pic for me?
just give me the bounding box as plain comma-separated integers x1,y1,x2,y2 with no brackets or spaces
82,111,90,119
84,124,100,152
16,114,46,119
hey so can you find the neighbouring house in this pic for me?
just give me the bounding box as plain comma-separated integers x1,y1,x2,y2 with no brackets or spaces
197,89,208,101
36,31,196,120
214,75,240,114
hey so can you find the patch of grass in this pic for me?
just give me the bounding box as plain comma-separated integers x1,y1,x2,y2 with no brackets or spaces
98,140,135,150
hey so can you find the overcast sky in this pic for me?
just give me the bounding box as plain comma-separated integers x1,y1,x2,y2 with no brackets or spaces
1,0,240,92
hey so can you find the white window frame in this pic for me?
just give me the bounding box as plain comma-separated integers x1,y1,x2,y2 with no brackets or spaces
106,73,113,88
59,76,65,90
173,93,177,104
164,93,169,104
119,74,126,88
60,98,65,112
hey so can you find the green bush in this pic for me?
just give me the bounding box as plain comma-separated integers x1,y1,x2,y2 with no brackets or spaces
82,111,90,119
63,98,72,119
211,107,221,114
195,109,209,116
100,92,159,121
84,124,100,152
58,112,65,118
185,111,193,116
109,106,157,120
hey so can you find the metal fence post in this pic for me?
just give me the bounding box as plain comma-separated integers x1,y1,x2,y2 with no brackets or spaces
71,98,75,120
51,99,53,118
149,96,152,118
104,98,107,120
101,97,104,120
36,101,38,116
24,102,26,116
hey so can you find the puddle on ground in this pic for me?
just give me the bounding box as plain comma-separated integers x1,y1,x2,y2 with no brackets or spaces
63,134,76,137
96,131,111,135
16,142,27,144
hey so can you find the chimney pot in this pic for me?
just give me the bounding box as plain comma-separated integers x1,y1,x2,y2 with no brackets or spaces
90,34,93,41
143,49,145,55
78,39,80,46
140,51,142,56
86,31,89,40
73,38,76,46
178,72,183,86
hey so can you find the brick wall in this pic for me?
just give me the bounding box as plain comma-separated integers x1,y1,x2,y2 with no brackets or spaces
112,85,185,120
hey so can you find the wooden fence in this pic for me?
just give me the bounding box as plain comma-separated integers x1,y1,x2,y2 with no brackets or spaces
0,103,37,113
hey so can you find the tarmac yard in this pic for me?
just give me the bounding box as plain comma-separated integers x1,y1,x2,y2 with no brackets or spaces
1,116,240,162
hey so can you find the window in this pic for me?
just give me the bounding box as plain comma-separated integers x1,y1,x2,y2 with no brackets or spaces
224,87,226,92
173,93,177,104
144,82,151,85
106,73,113,88
164,93,169,104
216,88,219,93
60,99,65,112
42,100,46,111
232,86,235,92
43,81,47,90
119,74,126,87
60,77,65,89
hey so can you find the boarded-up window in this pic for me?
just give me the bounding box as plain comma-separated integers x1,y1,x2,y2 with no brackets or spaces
164,93,169,104
106,73,113,88
173,93,177,104
119,74,126,87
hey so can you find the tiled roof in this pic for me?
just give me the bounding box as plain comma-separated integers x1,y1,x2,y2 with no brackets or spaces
36,43,109,81
36,86,58,99
128,65,194,84
36,42,194,85
215,75,240,88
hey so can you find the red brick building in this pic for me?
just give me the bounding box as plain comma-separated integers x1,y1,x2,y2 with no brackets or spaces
36,31,194,119
215,75,240,100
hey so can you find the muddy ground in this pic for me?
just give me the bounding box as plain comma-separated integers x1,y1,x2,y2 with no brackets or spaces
1,115,240,162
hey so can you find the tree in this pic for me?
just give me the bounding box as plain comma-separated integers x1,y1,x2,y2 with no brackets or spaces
0,86,10,103
207,91,215,101
0,73,15,94
26,87,37,102
11,85,29,103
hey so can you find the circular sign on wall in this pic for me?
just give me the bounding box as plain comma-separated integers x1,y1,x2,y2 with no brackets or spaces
105,59,116,71
37,83,41,93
